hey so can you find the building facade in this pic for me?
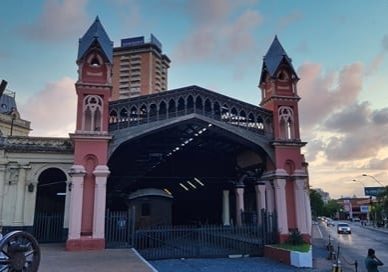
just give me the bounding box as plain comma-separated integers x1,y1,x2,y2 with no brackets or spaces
0,89,31,136
0,18,312,251
111,35,170,100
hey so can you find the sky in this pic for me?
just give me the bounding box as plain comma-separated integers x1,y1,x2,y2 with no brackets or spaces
1,0,388,199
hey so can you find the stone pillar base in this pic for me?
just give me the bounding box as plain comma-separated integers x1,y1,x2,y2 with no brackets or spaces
66,238,105,251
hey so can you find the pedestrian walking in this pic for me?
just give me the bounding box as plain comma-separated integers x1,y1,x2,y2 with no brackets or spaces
365,248,384,272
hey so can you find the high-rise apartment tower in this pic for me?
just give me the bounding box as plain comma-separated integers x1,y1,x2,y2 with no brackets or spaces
112,35,170,100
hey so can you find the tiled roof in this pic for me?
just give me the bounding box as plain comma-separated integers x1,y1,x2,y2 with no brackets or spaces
77,16,113,63
260,36,298,83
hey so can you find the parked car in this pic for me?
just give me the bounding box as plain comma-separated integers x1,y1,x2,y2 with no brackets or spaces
337,223,351,234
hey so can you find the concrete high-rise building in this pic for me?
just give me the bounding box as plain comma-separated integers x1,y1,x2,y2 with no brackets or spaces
111,34,170,100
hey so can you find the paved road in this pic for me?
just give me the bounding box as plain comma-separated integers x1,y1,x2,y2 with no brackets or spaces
318,221,388,272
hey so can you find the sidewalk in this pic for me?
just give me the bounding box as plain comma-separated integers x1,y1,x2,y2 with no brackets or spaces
38,244,156,272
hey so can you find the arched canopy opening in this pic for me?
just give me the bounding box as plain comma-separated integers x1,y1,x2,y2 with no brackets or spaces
107,119,271,227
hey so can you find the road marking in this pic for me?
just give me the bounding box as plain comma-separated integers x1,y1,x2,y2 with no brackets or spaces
316,224,323,238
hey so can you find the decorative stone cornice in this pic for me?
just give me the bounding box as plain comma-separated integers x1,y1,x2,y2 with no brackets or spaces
292,169,308,179
261,169,289,180
0,136,73,153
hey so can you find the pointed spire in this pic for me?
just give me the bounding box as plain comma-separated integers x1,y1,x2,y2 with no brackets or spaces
261,36,297,81
77,16,113,63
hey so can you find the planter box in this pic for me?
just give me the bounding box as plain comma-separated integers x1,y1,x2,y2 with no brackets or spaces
264,245,312,268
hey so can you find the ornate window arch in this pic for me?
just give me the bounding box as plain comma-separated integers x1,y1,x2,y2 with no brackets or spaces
83,95,103,131
278,106,294,139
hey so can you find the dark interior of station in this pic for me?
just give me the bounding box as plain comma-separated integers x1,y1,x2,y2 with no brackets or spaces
35,168,67,214
107,119,265,226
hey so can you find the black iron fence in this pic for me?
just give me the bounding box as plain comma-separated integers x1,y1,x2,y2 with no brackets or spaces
105,210,135,248
134,224,266,260
33,212,65,243
105,209,277,260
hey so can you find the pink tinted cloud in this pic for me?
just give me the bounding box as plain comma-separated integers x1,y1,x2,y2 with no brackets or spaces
173,8,262,63
297,62,363,129
19,77,76,137
20,0,88,41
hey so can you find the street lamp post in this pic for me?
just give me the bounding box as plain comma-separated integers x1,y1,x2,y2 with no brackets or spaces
362,174,384,187
352,179,365,186
363,174,385,227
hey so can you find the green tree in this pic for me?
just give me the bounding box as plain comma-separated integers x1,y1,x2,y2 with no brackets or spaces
323,199,341,218
310,189,324,218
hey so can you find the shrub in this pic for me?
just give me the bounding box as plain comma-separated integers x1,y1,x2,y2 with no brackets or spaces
286,229,304,245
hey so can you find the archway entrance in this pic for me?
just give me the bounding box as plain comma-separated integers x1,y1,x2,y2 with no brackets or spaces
105,119,278,256
33,168,67,242
107,119,268,227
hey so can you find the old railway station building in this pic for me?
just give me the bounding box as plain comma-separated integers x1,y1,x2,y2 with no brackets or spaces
0,18,311,252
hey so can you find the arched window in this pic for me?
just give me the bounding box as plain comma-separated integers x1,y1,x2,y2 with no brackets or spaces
109,110,118,124
83,95,103,132
177,97,185,116
204,99,212,116
168,99,176,117
213,102,221,120
149,103,157,121
278,106,294,139
277,70,289,81
195,96,203,113
187,96,194,114
159,101,167,119
130,106,138,125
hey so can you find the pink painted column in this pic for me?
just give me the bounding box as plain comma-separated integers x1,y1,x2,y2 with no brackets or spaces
68,165,86,240
255,182,267,223
92,165,110,239
293,169,312,235
235,185,245,226
294,178,308,234
274,174,288,235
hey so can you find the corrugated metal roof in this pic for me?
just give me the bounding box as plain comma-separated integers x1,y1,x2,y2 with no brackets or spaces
260,36,298,83
77,16,113,63
0,93,17,114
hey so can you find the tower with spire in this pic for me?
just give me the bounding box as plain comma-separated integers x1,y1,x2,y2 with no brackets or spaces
67,17,112,250
259,36,310,242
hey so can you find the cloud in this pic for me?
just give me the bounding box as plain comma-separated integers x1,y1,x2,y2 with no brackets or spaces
276,11,303,32
297,62,364,129
110,0,142,35
324,102,370,132
382,34,388,51
20,0,89,42
310,103,388,162
367,158,388,170
173,1,261,64
19,77,76,137
372,107,388,124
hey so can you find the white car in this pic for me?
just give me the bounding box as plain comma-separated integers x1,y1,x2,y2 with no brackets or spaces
337,223,351,234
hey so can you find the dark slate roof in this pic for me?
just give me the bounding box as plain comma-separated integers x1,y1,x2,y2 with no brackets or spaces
77,16,113,63
0,93,17,114
260,36,298,83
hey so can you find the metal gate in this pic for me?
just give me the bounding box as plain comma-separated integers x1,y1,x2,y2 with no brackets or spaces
33,212,65,243
105,210,135,248
134,211,277,260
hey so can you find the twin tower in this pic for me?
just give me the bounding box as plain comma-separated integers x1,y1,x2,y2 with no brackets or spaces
66,17,310,250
